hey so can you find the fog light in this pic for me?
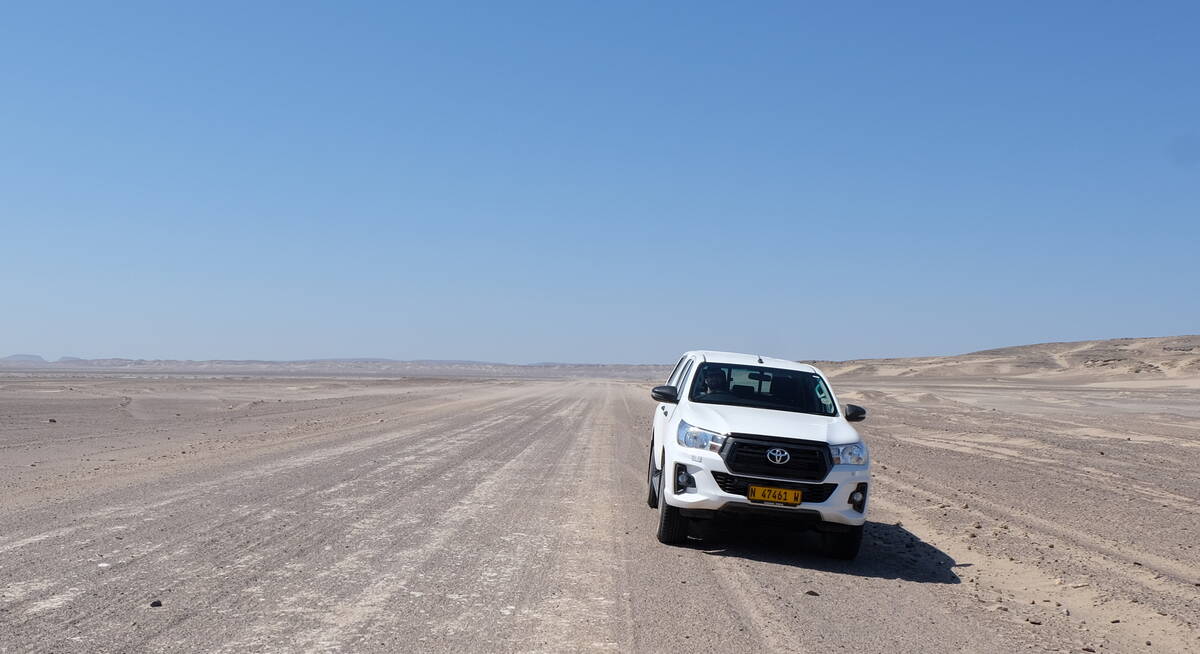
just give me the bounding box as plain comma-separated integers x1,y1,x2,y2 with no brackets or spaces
849,482,868,512
673,463,696,494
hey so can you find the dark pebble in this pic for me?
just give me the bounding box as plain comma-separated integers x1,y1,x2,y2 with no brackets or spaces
150,600,162,608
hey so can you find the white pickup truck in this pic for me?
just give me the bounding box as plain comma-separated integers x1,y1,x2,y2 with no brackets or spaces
647,351,870,559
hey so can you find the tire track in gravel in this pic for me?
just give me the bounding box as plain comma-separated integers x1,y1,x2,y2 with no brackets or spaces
4,376,1198,653
2,383,579,652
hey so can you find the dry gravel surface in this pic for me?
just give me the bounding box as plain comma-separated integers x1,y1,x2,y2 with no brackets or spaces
1,375,1197,652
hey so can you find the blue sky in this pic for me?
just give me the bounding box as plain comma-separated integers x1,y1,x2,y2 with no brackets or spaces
2,2,1197,363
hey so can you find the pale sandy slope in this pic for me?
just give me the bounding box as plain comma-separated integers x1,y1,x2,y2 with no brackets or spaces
814,334,1200,385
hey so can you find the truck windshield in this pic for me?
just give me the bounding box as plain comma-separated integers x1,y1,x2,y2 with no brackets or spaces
688,362,838,417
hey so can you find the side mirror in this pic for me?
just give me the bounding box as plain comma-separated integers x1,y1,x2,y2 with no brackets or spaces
845,404,867,422
651,385,680,403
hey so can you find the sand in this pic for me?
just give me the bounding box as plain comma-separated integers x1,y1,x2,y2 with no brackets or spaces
0,337,1197,652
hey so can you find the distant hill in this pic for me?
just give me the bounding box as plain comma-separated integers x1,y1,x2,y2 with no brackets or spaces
5,336,1199,382
810,335,1200,381
0,355,670,380
1,354,46,363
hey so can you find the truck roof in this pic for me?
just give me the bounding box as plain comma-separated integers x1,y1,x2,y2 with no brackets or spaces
685,350,820,375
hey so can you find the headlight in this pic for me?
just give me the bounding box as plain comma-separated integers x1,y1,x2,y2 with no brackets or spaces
677,420,726,452
832,442,866,465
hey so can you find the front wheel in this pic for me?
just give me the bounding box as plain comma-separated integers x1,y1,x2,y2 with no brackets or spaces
655,459,688,545
825,524,864,560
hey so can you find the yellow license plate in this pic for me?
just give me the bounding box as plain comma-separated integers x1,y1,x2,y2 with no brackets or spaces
747,485,802,505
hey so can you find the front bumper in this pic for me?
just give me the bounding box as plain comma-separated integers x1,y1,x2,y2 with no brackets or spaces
662,448,870,526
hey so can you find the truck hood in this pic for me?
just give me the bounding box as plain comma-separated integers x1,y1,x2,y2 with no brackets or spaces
682,402,861,445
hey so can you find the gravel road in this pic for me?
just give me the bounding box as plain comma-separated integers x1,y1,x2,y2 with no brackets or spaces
1,376,1197,652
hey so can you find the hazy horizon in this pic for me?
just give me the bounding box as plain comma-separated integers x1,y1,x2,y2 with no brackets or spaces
6,331,1198,367
3,3,1197,364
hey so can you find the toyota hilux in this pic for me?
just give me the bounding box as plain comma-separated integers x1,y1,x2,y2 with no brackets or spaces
646,351,870,559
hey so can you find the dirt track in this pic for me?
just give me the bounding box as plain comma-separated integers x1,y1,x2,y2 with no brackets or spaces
1,375,1197,652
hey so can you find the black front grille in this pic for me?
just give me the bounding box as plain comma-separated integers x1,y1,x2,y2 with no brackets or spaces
721,435,831,481
711,471,838,503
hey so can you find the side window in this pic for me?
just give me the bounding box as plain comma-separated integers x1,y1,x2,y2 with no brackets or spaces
730,368,752,387
812,376,836,414
665,357,686,386
676,359,695,393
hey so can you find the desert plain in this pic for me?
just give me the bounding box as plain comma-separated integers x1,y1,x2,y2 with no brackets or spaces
1,336,1198,652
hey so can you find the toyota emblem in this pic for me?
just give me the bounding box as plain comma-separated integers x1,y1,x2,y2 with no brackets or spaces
765,447,790,464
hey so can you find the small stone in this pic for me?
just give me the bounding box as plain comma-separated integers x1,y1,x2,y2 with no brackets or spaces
805,590,820,596
47,418,57,423
1083,648,1095,653
1027,618,1042,625
150,600,162,608
1111,619,1120,623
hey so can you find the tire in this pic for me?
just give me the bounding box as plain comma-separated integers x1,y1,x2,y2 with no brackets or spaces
655,458,689,545
646,446,659,509
825,524,864,560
